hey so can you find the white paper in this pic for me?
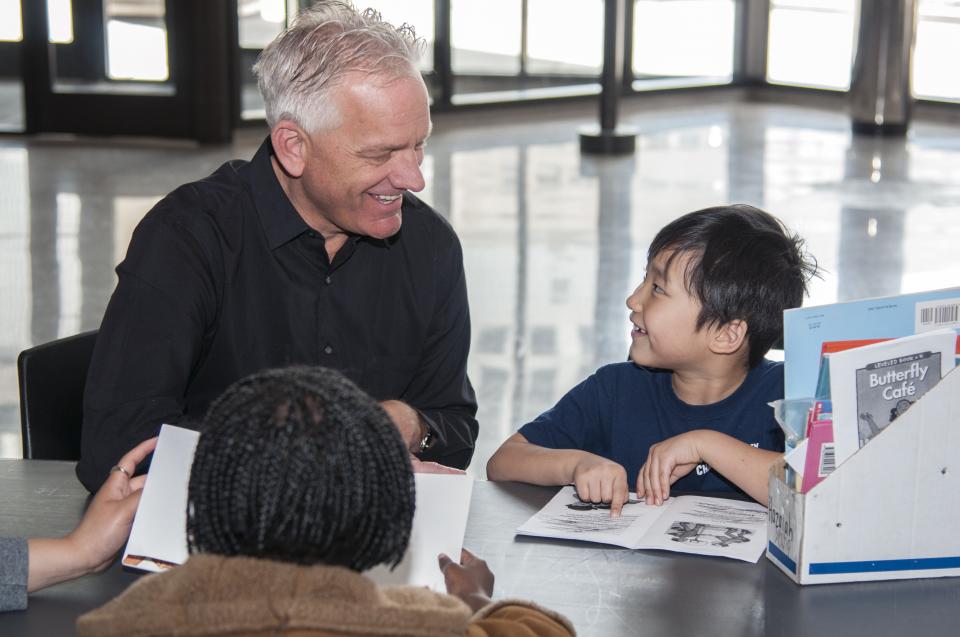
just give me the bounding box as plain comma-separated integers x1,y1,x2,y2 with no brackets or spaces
516,486,769,562
784,438,808,474
366,473,474,591
123,424,473,587
122,424,199,572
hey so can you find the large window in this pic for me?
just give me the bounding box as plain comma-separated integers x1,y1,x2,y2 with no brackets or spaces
452,0,521,76
633,0,735,87
913,0,960,101
526,0,602,76
103,0,168,82
450,0,601,103
766,0,856,90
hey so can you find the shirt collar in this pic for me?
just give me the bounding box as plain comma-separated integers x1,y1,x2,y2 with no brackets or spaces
242,136,310,250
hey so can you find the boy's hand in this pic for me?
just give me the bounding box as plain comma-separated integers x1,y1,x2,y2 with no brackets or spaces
572,454,629,517
637,431,702,506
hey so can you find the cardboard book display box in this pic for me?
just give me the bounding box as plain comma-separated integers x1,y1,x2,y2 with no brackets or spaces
766,366,960,585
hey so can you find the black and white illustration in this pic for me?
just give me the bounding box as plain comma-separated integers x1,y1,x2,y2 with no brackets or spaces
530,493,645,535
566,499,641,512
666,521,753,548
515,486,769,562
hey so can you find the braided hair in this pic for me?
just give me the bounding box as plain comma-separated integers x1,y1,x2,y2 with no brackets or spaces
186,366,415,572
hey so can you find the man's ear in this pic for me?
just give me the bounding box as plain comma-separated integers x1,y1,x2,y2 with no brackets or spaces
710,319,748,356
270,120,308,178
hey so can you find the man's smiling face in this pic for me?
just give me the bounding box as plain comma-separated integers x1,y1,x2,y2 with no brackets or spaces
297,72,432,240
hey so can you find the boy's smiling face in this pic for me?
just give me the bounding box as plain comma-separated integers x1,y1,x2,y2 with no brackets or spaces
626,249,712,372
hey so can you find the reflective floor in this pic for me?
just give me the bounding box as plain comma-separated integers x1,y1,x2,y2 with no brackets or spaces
2,94,959,473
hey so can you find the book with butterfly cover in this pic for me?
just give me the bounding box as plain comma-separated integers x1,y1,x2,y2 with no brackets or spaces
824,328,956,467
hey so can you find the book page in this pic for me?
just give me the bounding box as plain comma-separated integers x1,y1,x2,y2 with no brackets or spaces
366,473,473,591
123,424,199,572
636,496,769,562
515,485,669,549
516,487,768,561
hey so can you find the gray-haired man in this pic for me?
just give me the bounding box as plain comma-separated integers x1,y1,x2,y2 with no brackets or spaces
78,1,477,490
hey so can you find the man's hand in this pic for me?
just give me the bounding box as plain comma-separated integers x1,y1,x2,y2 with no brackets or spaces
571,454,629,517
438,548,494,612
379,400,423,453
637,431,702,506
409,455,465,475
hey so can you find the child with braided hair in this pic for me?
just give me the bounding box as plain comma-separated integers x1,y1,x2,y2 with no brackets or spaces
77,366,573,637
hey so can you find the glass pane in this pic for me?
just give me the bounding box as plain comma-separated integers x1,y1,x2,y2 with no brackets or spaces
104,0,168,81
633,0,735,82
451,0,521,75
48,0,73,44
238,0,286,49
0,0,22,41
767,0,855,89
526,0,602,75
364,0,434,72
0,80,23,131
913,0,960,101
238,0,288,120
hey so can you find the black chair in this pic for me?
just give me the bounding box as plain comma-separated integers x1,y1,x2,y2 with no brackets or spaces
17,330,98,460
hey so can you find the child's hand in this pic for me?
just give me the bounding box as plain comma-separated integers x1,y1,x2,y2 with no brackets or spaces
572,454,629,517
637,431,702,506
439,549,494,612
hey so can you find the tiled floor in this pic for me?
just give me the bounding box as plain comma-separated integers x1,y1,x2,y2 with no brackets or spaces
2,92,959,475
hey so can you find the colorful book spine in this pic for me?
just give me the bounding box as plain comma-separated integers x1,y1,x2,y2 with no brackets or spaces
800,403,837,493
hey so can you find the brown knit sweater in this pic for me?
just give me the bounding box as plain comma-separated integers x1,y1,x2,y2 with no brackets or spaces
76,555,574,637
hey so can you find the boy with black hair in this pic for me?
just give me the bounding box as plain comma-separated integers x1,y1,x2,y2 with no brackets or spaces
487,205,817,515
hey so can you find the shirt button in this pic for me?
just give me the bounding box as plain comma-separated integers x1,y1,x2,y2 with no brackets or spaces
324,345,333,355
325,275,332,285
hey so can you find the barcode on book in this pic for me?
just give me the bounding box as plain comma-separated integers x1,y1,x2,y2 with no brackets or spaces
818,443,836,477
916,298,960,333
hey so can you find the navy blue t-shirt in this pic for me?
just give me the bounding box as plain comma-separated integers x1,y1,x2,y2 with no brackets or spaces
518,360,785,494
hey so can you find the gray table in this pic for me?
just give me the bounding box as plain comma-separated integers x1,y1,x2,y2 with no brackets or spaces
2,459,959,636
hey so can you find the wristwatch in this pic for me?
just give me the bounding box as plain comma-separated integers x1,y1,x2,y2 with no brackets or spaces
417,426,434,454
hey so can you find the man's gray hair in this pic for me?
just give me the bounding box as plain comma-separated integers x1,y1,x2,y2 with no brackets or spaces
254,1,423,132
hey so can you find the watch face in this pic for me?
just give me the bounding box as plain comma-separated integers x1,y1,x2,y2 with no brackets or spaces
419,431,433,452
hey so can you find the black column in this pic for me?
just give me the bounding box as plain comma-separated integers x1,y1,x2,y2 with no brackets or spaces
432,0,453,109
579,0,636,155
850,0,917,136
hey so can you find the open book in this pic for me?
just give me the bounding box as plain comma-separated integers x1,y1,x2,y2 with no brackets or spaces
516,486,768,562
123,424,473,591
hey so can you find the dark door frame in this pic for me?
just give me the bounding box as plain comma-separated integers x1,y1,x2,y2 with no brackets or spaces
21,0,235,142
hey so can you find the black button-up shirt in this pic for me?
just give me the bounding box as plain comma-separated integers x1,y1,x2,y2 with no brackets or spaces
77,139,478,490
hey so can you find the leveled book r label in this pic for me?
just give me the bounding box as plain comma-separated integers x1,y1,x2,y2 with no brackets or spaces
516,486,768,562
